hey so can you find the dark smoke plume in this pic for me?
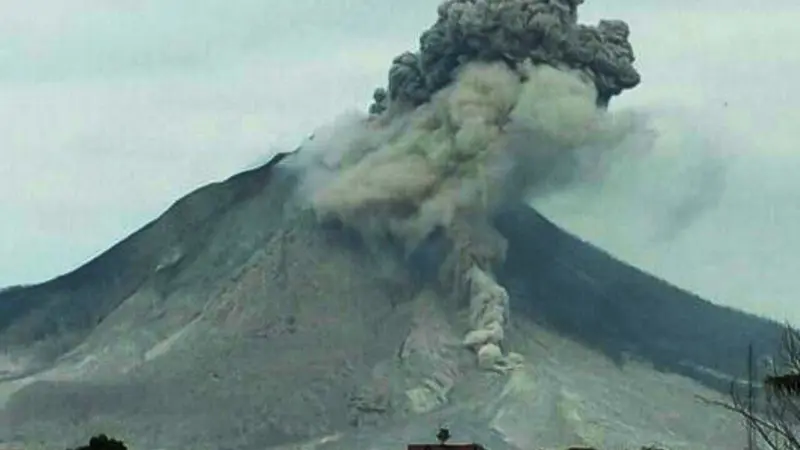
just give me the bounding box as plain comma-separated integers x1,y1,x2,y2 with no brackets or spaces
369,0,640,115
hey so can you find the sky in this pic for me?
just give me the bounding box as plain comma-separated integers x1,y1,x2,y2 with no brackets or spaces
1,0,799,324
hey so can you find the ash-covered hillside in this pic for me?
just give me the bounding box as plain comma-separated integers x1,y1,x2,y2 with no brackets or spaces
0,0,787,449
0,147,784,450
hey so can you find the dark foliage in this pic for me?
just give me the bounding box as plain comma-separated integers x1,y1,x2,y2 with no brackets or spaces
68,434,127,450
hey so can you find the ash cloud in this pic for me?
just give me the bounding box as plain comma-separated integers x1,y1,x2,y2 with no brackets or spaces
370,0,640,115
290,0,640,371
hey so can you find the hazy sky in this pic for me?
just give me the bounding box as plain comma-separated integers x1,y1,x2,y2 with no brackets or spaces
2,1,799,323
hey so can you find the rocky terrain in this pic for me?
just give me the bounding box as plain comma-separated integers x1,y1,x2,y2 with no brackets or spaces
0,0,789,448
0,149,785,450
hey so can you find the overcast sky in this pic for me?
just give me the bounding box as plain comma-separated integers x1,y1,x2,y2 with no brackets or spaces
2,0,799,323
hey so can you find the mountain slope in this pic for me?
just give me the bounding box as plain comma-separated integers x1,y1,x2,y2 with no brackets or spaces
0,151,784,450
0,153,295,363
494,205,784,391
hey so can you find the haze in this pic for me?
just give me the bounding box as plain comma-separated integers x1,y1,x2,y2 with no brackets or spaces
2,0,799,324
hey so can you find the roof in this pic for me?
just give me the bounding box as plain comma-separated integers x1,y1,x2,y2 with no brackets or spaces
407,444,486,450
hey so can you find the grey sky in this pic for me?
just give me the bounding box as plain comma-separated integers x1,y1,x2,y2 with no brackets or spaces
536,1,800,325
2,0,799,323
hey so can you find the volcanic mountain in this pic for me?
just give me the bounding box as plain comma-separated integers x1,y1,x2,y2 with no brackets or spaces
0,0,789,448
0,147,785,450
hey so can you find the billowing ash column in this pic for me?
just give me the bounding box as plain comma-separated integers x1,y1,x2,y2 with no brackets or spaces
294,0,640,372
370,0,639,115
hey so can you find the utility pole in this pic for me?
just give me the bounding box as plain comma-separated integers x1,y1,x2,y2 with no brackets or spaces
747,342,755,450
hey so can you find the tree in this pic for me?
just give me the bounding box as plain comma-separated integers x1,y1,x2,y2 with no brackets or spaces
698,324,800,450
68,434,127,450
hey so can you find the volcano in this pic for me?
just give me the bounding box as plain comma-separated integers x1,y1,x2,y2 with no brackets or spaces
0,148,784,450
0,0,789,448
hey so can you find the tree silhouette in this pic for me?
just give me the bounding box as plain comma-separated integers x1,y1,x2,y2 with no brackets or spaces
436,427,451,445
699,324,800,450
68,434,127,450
